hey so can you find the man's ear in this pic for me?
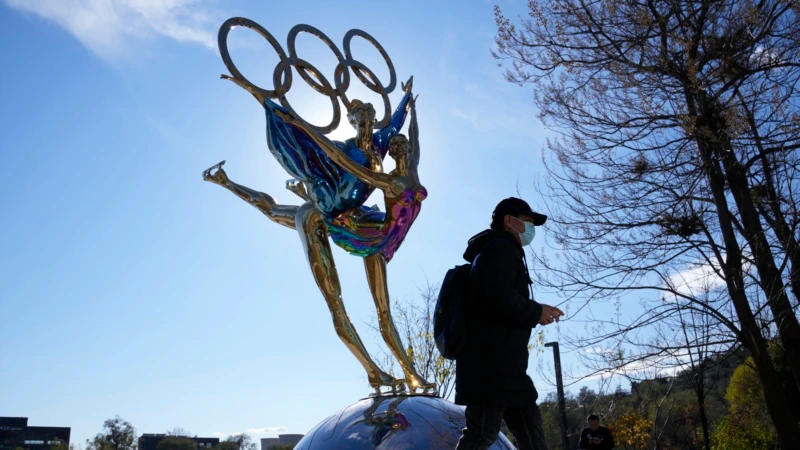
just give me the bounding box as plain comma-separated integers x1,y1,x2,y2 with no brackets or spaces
504,214,515,230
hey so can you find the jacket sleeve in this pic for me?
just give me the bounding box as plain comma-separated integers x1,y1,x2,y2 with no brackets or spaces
475,238,542,327
579,428,589,449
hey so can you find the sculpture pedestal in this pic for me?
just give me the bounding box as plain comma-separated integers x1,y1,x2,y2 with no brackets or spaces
294,394,515,449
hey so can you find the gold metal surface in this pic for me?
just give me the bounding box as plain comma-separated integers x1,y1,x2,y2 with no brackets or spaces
271,96,434,394
203,165,404,392
295,202,406,392
365,253,435,393
203,161,298,230
208,19,435,396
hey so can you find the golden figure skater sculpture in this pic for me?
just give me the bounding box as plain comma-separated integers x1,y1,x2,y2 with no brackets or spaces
204,18,435,395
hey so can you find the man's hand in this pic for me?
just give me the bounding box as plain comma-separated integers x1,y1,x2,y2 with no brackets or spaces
402,76,413,93
539,304,565,326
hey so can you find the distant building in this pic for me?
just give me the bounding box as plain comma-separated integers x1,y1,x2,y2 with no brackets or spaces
0,417,70,450
137,434,219,450
259,435,303,450
259,438,278,449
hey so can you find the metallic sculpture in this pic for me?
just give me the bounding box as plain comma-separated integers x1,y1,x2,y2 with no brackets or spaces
292,394,516,449
204,18,434,395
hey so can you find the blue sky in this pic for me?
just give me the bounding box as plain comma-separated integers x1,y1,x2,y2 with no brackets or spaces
0,0,607,444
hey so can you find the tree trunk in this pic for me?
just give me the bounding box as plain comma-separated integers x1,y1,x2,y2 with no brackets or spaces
726,267,800,449
722,155,800,383
692,361,711,450
753,152,800,309
751,180,800,309
698,94,800,405
687,91,800,448
697,391,710,450
740,96,800,310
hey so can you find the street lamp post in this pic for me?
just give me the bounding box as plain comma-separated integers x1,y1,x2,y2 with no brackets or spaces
545,341,569,450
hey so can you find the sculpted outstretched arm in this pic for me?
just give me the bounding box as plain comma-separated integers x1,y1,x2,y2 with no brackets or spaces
273,110,394,191
408,95,421,170
221,74,265,105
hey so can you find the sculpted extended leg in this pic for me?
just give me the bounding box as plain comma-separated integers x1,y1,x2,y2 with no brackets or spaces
203,161,297,229
296,202,402,391
364,253,436,393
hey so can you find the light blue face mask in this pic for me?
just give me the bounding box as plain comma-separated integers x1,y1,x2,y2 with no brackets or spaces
513,217,537,246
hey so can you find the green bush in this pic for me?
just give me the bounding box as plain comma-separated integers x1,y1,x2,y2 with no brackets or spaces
710,407,775,450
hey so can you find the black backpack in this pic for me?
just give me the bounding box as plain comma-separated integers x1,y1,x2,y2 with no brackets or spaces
434,263,472,360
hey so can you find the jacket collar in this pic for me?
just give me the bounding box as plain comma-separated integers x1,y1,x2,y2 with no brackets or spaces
463,229,523,262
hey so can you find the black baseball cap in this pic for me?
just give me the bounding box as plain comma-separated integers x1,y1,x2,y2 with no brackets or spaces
491,197,548,229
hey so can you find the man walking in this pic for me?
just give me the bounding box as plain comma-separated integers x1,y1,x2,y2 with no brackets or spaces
454,197,564,450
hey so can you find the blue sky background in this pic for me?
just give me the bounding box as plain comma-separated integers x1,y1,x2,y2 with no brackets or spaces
0,0,613,444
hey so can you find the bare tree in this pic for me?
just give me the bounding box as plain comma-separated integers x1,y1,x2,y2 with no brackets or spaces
493,0,800,446
652,299,731,450
370,284,456,400
675,303,715,450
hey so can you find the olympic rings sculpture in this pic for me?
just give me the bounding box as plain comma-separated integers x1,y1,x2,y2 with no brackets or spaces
218,17,399,135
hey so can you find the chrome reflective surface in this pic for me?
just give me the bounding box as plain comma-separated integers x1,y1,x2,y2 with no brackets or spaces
207,18,435,395
295,395,515,450
218,17,399,133
261,90,410,218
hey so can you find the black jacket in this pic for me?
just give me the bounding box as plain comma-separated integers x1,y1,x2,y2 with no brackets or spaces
454,229,544,407
579,426,615,449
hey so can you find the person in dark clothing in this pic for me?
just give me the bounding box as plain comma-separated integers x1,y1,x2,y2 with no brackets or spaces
579,415,615,449
454,197,565,450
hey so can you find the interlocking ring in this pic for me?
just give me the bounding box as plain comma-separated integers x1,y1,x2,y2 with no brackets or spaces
334,58,391,129
218,18,400,134
287,25,349,96
343,29,396,94
273,56,341,134
218,17,292,99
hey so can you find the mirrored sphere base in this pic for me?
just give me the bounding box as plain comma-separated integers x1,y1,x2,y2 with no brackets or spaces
294,394,515,449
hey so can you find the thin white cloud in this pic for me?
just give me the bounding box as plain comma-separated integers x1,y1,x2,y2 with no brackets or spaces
450,108,484,130
3,0,217,60
577,352,691,384
751,45,783,67
584,346,613,355
665,259,726,298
